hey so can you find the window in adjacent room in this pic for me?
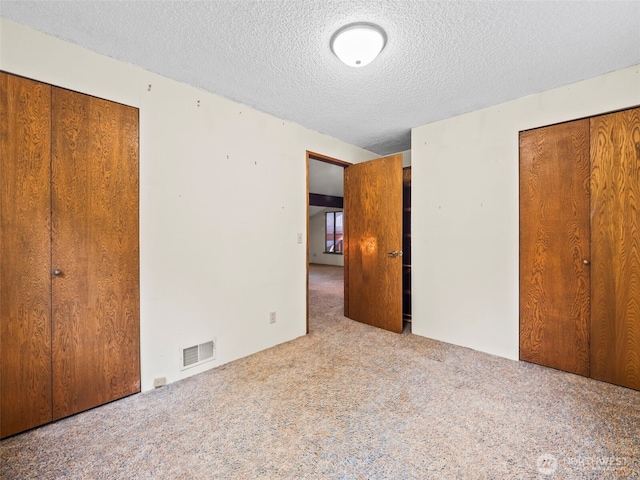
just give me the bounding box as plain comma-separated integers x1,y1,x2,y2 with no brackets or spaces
325,211,343,254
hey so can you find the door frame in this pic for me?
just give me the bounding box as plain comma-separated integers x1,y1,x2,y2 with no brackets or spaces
305,151,351,333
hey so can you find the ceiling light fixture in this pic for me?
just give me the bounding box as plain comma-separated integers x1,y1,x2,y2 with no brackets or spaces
330,23,386,68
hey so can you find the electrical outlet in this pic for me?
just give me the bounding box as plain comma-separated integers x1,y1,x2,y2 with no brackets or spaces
269,311,277,324
297,233,303,244
153,377,167,388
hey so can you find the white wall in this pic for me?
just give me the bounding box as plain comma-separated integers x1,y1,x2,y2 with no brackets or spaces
397,149,412,168
0,19,376,391
309,208,344,266
411,64,640,360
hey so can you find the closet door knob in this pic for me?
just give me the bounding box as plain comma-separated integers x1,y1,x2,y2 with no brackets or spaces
582,259,590,265
53,269,62,276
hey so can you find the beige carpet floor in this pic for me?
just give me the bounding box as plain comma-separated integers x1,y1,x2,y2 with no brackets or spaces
1,264,639,479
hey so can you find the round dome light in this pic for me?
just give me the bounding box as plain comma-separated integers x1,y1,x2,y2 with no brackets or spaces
330,23,386,68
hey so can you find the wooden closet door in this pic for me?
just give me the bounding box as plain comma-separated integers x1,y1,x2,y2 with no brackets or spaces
519,119,591,376
51,88,140,419
0,73,53,438
590,108,640,390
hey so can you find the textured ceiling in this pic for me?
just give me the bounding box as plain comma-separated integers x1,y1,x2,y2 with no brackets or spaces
1,1,639,154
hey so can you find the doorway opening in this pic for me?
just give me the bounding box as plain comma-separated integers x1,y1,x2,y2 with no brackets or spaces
306,151,351,334
306,150,410,335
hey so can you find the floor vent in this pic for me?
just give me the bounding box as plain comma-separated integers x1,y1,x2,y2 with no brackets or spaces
180,339,216,370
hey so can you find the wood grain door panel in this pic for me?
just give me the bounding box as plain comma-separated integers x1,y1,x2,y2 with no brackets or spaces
344,154,403,333
51,88,140,419
519,120,591,376
590,108,640,390
0,73,53,437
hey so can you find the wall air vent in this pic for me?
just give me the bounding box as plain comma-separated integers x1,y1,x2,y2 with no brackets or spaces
180,339,216,370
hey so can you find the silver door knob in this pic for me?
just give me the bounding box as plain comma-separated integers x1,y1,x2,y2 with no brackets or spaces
388,250,403,257
53,269,62,276
582,259,590,265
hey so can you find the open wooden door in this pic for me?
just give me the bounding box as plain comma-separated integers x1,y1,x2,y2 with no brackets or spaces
344,154,403,333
